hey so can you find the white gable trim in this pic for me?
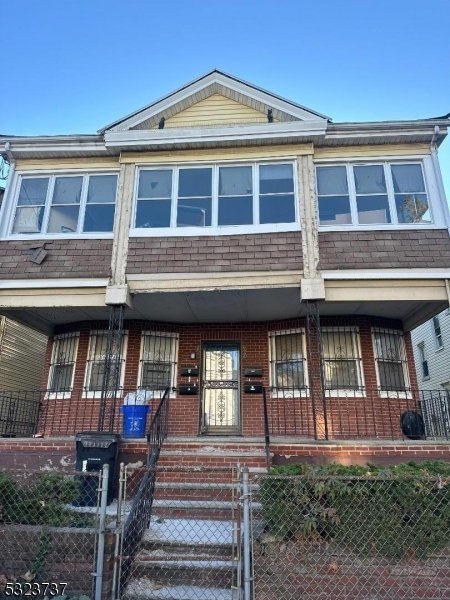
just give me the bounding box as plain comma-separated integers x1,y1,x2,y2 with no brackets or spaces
100,71,329,133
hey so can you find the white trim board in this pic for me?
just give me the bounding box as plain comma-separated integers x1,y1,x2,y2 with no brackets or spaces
0,279,109,289
322,269,450,280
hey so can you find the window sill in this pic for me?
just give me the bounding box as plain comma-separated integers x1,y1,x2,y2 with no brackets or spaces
2,233,114,242
130,222,300,238
379,391,413,399
45,392,72,400
271,390,309,399
324,390,367,398
435,346,444,353
422,376,431,382
318,224,443,233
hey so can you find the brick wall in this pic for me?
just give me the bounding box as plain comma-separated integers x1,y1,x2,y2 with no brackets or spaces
318,229,450,270
126,231,303,274
0,239,113,279
37,316,420,439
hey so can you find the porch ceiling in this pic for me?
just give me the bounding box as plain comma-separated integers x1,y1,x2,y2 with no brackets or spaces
1,287,446,334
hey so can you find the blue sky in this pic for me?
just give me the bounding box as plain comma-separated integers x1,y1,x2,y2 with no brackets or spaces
1,0,449,199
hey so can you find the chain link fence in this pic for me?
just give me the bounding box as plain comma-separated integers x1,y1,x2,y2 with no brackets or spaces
250,473,450,600
0,467,104,600
115,465,242,600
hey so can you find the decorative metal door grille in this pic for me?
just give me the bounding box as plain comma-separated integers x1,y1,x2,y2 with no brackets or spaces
202,343,240,431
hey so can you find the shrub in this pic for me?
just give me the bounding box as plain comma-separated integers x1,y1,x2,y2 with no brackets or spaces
258,461,450,559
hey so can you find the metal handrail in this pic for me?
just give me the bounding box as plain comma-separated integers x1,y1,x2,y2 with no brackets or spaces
119,388,170,593
262,387,271,468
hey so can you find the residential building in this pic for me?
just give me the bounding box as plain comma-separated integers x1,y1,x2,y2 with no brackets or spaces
0,70,450,465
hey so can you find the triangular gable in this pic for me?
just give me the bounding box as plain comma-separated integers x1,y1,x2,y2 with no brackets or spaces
100,70,329,133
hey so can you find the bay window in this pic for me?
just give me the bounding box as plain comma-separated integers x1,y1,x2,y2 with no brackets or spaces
84,331,127,396
10,173,118,236
316,162,431,227
139,332,178,397
269,330,307,395
322,328,363,391
373,329,409,392
134,162,297,232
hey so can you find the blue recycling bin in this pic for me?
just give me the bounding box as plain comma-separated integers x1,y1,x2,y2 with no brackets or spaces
120,404,150,438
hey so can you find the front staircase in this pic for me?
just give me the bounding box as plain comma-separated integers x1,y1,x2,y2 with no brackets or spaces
122,437,267,600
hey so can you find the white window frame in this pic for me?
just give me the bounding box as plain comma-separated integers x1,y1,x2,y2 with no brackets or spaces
322,327,365,397
431,316,444,351
315,155,446,232
130,159,300,237
268,329,308,398
137,331,179,399
372,329,411,398
417,342,430,380
2,168,119,241
46,333,79,399
83,330,128,398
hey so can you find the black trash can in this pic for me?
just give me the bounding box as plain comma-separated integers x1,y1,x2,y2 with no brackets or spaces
74,431,120,506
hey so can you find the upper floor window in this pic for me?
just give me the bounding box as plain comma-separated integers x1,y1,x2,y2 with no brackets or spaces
322,328,364,391
10,173,118,236
134,163,297,233
432,316,443,350
316,162,431,227
48,333,79,394
373,329,409,391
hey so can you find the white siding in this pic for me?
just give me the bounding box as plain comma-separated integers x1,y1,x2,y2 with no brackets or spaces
411,309,450,390
0,317,47,390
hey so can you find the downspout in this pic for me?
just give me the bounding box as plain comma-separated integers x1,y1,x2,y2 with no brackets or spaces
430,126,450,235
0,142,16,238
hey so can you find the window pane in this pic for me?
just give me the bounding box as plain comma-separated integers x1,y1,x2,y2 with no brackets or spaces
354,165,386,194
218,196,253,226
136,199,171,228
47,205,80,233
259,164,294,194
87,175,118,204
260,194,295,224
276,362,304,388
318,196,352,225
324,360,359,389
177,198,212,227
178,168,212,197
323,331,355,359
378,362,406,391
83,204,115,232
391,164,425,193
143,335,174,362
46,205,79,234
219,166,252,196
395,194,431,223
138,170,172,199
141,363,171,389
12,207,44,234
316,166,348,196
17,178,49,206
50,364,73,392
52,177,82,205
356,195,391,224
375,332,401,360
275,333,303,361
54,336,77,363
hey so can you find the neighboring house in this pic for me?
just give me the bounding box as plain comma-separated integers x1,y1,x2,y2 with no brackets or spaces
412,309,450,390
0,69,449,447
0,315,47,435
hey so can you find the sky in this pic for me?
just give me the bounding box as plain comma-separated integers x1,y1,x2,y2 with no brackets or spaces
1,0,449,200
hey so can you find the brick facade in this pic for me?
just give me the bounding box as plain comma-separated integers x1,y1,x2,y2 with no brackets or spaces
39,316,420,439
318,229,450,270
0,239,113,279
126,231,303,274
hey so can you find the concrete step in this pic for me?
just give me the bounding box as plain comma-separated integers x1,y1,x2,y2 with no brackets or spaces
124,581,235,600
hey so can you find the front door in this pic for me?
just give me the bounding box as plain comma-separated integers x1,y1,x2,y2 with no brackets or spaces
201,342,241,434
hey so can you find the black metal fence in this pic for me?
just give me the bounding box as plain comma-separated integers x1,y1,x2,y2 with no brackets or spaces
263,387,450,441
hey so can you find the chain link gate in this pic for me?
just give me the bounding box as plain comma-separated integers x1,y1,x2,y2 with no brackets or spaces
113,464,244,600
